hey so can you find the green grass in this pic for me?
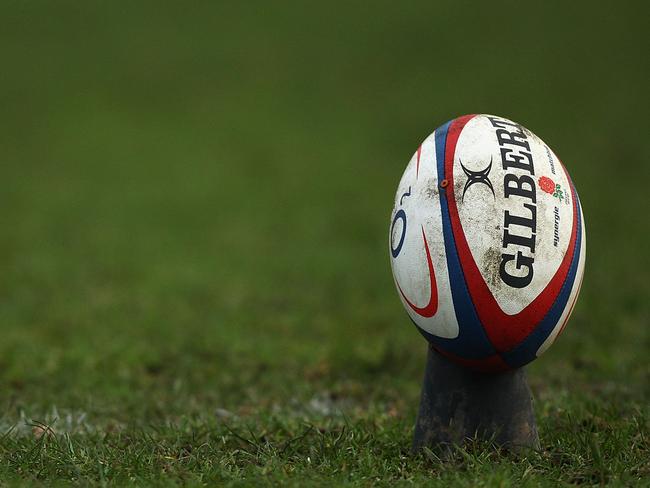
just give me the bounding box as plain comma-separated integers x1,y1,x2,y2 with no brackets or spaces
1,405,647,486
0,1,648,485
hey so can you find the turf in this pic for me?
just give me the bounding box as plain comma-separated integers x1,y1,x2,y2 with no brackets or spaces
0,1,648,485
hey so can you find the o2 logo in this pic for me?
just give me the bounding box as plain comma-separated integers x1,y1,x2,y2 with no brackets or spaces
390,186,411,258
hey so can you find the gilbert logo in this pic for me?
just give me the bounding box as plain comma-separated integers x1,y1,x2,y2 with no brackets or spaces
487,116,537,290
460,157,495,202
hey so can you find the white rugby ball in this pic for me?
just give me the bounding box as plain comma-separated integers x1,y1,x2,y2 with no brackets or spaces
389,114,585,371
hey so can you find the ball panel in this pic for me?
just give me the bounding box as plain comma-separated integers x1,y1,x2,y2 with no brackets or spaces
389,131,460,339
454,115,575,315
443,115,582,354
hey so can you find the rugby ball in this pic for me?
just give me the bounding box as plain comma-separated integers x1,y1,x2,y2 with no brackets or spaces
389,114,585,371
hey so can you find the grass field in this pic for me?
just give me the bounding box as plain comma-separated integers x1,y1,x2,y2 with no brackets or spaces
1,1,648,485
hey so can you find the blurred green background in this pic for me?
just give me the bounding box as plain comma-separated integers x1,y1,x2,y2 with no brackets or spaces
0,0,648,482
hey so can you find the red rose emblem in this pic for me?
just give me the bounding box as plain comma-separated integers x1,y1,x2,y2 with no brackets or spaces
538,176,555,194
